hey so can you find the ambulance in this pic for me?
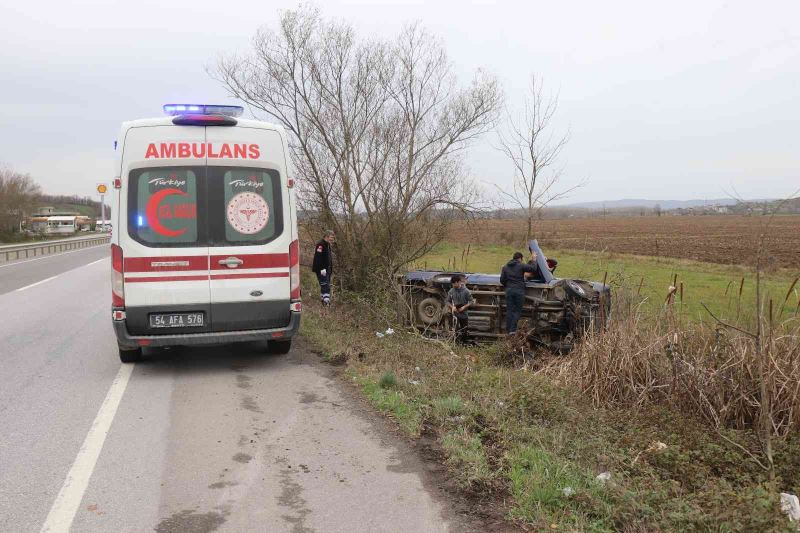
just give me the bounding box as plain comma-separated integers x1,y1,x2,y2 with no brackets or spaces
110,104,301,363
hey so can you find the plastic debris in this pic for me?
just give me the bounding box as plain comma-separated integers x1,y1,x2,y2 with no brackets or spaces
375,332,385,338
596,472,611,484
408,379,421,386
781,493,800,522
562,487,575,497
385,328,394,335
633,440,669,464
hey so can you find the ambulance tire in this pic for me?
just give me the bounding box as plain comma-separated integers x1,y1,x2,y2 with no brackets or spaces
267,340,292,355
118,345,143,363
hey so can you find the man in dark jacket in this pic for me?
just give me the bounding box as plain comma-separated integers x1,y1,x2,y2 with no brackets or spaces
500,251,538,333
312,230,335,306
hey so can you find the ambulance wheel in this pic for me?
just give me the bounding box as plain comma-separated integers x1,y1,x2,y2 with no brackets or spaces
118,345,143,363
267,340,292,355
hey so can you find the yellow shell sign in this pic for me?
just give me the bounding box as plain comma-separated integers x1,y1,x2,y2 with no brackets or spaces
97,184,108,194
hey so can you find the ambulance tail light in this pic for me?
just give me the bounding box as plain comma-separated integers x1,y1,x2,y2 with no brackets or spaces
111,244,125,307
289,239,301,301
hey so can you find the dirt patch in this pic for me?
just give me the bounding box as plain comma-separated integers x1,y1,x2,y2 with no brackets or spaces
299,391,320,404
277,460,314,533
232,452,252,464
240,395,262,413
208,481,239,489
236,375,252,389
154,509,227,533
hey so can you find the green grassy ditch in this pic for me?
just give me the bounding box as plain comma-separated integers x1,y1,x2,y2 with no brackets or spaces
299,270,798,531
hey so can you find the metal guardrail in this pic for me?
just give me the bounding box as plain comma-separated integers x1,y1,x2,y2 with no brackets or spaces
0,234,111,262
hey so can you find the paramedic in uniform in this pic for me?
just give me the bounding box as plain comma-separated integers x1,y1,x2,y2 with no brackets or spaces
312,230,335,306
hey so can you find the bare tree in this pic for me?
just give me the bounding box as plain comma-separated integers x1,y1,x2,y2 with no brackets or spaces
495,77,579,240
0,165,40,234
214,6,500,290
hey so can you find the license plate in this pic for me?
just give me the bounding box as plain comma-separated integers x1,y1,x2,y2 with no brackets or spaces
149,313,204,328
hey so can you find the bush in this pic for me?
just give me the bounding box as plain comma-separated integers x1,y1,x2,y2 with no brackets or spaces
378,371,397,389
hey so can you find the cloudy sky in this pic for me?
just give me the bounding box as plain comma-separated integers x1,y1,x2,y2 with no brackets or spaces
1,0,798,204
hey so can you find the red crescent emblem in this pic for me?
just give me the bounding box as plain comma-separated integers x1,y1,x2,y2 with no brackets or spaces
146,188,188,237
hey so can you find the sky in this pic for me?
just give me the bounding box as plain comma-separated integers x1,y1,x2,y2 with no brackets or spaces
0,0,798,204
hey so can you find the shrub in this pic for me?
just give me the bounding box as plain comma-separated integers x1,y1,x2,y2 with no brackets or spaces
378,371,397,389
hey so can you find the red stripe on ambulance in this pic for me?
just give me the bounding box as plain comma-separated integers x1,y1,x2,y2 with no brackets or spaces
124,272,289,283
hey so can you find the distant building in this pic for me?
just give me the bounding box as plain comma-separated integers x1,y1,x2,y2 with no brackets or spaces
26,208,92,234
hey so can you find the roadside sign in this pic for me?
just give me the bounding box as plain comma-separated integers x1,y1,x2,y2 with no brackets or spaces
96,183,109,232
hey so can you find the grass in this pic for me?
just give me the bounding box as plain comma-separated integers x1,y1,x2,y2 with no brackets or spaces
431,396,466,421
360,377,422,435
441,427,492,486
508,445,615,530
418,242,800,321
298,267,797,530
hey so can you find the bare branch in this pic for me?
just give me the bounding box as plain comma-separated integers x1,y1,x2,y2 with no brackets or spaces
213,7,500,289
494,76,577,239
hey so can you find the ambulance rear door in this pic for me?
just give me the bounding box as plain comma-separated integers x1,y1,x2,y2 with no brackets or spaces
205,126,291,331
119,125,212,335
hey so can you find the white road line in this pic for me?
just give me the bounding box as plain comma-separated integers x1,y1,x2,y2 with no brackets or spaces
40,364,134,533
0,245,106,269
9,257,105,293
15,275,59,292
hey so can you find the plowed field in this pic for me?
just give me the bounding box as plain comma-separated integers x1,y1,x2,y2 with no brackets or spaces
450,215,800,270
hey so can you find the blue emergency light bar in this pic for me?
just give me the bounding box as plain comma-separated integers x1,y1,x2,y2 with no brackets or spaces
162,104,244,117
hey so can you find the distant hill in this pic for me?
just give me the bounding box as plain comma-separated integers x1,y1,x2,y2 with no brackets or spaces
47,203,101,217
35,194,108,218
560,198,746,210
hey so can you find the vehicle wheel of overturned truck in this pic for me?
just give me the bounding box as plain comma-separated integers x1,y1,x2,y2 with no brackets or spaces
118,345,143,363
416,296,444,326
267,339,292,355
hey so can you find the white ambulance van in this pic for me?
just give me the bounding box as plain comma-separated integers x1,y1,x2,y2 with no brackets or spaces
110,104,301,363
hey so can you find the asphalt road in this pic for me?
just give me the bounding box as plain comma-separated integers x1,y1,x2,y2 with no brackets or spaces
0,244,109,295
0,247,465,532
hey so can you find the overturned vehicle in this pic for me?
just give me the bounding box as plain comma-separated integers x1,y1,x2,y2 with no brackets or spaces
397,240,611,351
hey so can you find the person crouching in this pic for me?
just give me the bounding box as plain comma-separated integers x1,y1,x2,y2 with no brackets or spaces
447,274,475,345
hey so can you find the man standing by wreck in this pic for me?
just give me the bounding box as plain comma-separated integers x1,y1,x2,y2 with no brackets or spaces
500,251,538,333
312,230,335,306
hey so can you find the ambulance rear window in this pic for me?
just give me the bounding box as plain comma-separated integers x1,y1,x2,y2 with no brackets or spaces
128,167,203,246
208,168,282,246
